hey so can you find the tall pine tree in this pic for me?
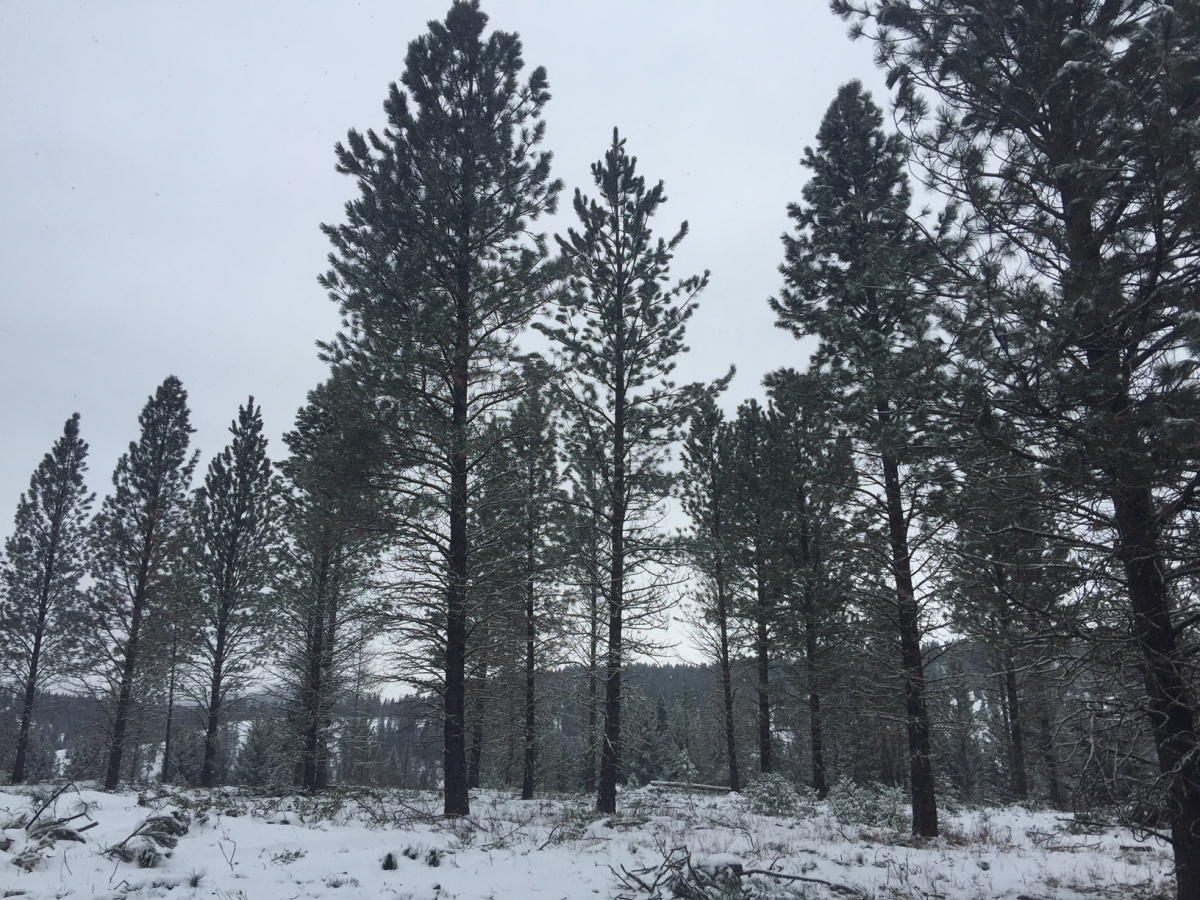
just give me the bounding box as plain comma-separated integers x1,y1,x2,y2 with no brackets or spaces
764,367,857,799
540,130,714,813
771,82,951,836
730,398,784,777
87,376,197,791
0,414,93,784
835,3,1200,890
680,394,741,791
191,398,277,787
279,374,382,793
319,0,560,815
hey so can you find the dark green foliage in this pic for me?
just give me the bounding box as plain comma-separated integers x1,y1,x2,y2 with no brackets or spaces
0,414,93,783
836,1,1200,888
191,398,278,788
541,129,715,813
761,368,856,799
236,715,290,788
85,376,197,792
680,393,741,791
772,81,948,836
277,373,382,793
318,0,560,816
728,399,780,777
468,371,563,799
105,809,190,868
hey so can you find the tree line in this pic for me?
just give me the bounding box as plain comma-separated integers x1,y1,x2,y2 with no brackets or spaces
2,2,1199,896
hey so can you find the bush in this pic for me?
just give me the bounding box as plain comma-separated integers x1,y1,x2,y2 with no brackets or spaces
827,778,908,830
743,774,816,818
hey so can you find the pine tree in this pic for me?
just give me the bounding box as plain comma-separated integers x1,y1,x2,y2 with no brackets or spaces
937,423,1077,802
278,373,382,792
86,376,197,791
0,414,93,784
155,570,198,784
771,81,950,836
680,394,741,791
836,2,1200,887
729,399,780,777
319,0,560,816
539,130,715,813
191,399,278,788
464,378,561,797
559,412,611,794
497,375,560,799
763,367,857,799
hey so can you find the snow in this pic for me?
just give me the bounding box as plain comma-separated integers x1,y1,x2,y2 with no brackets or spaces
0,784,1175,899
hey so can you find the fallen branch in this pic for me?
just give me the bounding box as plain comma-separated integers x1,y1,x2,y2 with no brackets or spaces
648,781,732,795
26,782,79,830
743,867,866,898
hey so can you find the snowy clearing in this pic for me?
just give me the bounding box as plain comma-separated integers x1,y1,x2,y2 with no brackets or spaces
0,783,1174,899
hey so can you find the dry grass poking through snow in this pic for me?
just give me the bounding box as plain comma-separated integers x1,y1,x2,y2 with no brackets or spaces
0,782,1176,899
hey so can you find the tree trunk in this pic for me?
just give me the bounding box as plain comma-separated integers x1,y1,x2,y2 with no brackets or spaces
467,662,485,790
799,513,826,799
597,386,626,815
1002,649,1029,800
806,601,827,799
443,271,471,818
106,606,144,790
522,573,537,800
716,559,740,792
880,449,938,837
1038,714,1063,808
302,606,324,791
1112,484,1200,900
754,547,772,775
584,587,599,794
10,625,43,785
201,670,224,787
200,607,228,788
160,630,179,784
105,528,156,792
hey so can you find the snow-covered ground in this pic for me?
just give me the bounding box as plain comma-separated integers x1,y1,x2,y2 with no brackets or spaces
0,783,1174,899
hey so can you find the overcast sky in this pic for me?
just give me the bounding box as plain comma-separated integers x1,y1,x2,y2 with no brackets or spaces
0,1,888,538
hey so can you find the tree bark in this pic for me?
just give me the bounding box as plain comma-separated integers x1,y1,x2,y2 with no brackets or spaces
584,585,599,794
1112,484,1200,900
302,604,325,789
160,630,179,784
10,626,43,785
1002,649,1028,800
1038,714,1063,808
11,478,70,785
443,264,471,818
200,605,228,788
880,448,937,837
597,382,626,815
105,533,154,792
754,545,772,776
798,512,826,799
716,558,740,792
522,572,537,800
467,663,485,790
805,601,827,799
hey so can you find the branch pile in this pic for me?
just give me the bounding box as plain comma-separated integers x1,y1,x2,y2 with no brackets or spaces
612,846,865,899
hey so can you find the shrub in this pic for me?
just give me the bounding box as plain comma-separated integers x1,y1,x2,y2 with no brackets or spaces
827,778,908,830
743,774,816,818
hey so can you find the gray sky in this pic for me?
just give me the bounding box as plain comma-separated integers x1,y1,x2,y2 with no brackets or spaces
0,1,887,535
